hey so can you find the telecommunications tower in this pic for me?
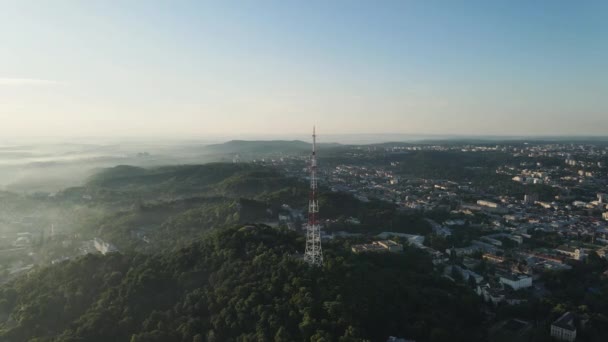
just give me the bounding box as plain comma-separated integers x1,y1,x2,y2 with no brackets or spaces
304,126,323,267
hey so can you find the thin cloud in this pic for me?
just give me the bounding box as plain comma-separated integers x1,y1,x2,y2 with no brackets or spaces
0,78,64,86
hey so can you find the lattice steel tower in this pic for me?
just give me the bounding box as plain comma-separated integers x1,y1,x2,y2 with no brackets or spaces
304,126,323,267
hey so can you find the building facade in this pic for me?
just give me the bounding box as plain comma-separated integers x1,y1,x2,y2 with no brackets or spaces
550,312,577,342
499,273,532,290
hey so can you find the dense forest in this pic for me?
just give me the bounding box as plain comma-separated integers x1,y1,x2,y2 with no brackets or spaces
0,162,485,341
0,224,484,342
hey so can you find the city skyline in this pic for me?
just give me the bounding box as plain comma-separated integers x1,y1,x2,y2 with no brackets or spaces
1,0,607,138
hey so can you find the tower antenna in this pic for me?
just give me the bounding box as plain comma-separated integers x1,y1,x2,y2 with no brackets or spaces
304,126,323,266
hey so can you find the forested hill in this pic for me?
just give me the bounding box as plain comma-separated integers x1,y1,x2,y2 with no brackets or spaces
203,140,344,155
55,162,307,209
86,163,296,196
63,163,308,252
204,140,312,154
0,162,481,341
0,224,484,342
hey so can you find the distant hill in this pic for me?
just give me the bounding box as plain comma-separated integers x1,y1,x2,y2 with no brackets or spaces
75,163,307,215
87,163,265,191
203,140,343,155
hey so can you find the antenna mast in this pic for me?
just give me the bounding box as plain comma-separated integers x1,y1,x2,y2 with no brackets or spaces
304,126,323,266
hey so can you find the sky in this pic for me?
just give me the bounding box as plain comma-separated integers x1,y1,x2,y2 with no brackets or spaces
0,0,607,138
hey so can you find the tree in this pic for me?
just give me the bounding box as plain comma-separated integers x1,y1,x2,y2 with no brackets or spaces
310,330,332,342
468,275,478,289
274,327,292,342
451,267,464,282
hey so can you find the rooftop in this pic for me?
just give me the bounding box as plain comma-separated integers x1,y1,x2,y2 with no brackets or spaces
552,312,576,332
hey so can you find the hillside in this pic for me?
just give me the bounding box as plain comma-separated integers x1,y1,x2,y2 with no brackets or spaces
0,161,481,342
0,224,485,342
203,140,344,156
87,163,254,190
80,163,303,202
93,197,271,252
65,163,307,251
204,140,311,154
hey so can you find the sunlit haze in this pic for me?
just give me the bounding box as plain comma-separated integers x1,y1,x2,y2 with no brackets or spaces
3,2,608,341
1,0,607,138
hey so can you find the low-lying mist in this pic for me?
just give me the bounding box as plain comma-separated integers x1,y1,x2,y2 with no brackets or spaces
0,140,224,193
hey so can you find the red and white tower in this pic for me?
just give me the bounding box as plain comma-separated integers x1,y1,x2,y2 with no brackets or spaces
304,126,323,266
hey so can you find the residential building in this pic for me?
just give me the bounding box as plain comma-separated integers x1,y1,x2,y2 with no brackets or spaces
93,238,118,255
351,240,403,254
483,253,505,263
446,245,479,256
377,240,403,252
499,273,532,290
477,283,505,305
550,312,577,342
477,200,499,208
556,245,585,261
524,193,539,204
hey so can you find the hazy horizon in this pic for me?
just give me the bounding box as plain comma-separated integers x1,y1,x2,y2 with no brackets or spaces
3,3,608,341
2,1,607,137
2,132,608,146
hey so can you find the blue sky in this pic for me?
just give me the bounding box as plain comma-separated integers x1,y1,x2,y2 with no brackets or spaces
0,0,606,137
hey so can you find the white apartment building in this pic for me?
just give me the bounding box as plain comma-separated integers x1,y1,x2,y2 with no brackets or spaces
499,273,532,290
550,312,576,342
